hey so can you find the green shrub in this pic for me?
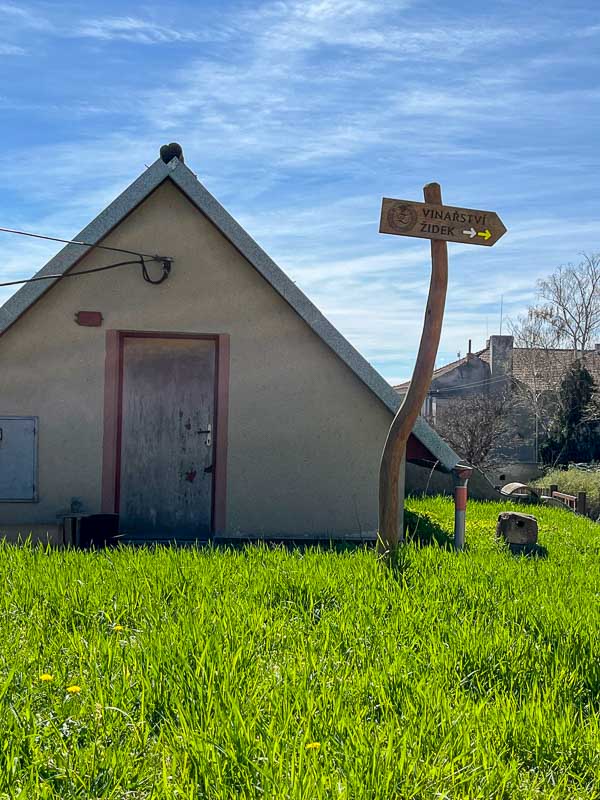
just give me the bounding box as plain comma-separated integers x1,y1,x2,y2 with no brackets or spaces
533,466,600,519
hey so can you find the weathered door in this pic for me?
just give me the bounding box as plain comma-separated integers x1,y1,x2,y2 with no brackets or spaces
118,336,216,540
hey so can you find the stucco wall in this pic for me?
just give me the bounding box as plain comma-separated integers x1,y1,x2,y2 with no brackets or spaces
0,179,423,536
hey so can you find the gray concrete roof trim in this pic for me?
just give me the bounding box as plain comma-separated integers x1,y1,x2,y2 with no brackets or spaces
0,156,460,472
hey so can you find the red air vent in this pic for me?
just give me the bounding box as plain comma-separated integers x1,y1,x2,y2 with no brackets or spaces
75,311,103,327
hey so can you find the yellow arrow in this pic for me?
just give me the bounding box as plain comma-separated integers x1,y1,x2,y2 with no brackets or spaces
477,229,492,241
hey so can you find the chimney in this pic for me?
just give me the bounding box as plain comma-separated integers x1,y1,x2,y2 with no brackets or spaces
466,338,474,361
489,335,514,385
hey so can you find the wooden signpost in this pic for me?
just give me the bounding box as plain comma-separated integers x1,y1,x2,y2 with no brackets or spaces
380,198,506,246
377,186,506,555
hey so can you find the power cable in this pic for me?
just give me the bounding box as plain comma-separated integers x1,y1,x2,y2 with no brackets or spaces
428,374,515,393
399,373,514,395
0,226,167,260
0,226,173,287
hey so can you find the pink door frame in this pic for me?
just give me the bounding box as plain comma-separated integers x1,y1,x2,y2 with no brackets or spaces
101,330,230,534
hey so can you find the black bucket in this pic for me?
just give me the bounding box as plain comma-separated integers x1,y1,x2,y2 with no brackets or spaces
62,514,120,549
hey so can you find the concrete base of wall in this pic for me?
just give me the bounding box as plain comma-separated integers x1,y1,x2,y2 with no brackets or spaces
0,526,379,548
406,462,503,502
406,463,454,496
489,462,544,486
213,531,378,545
0,524,60,545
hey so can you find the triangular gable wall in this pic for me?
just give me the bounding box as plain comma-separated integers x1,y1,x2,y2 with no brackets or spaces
0,156,459,472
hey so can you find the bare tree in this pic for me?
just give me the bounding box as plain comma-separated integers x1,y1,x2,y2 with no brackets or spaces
429,391,516,471
508,311,562,462
505,253,600,461
533,253,600,356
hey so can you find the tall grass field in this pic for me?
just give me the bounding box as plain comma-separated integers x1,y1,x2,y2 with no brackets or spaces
2,498,600,798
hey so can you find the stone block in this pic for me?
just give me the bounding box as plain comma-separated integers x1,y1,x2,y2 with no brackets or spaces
496,512,538,546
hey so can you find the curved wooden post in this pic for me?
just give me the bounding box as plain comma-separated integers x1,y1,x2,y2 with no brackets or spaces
377,182,449,555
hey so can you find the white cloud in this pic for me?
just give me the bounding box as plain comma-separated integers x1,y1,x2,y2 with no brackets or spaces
0,42,24,54
576,24,600,37
0,2,51,30
76,16,224,45
242,0,517,60
0,4,233,44
1,0,599,382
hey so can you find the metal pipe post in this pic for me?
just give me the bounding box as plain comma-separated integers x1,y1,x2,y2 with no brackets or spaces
453,464,473,551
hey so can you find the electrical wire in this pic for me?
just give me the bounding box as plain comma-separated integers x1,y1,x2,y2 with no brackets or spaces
428,374,515,394
399,373,514,395
0,226,168,261
1,259,139,288
0,226,174,287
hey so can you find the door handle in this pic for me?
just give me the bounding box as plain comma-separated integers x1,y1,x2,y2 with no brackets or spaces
196,423,212,447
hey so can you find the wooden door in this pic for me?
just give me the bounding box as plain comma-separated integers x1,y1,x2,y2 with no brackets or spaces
118,336,216,540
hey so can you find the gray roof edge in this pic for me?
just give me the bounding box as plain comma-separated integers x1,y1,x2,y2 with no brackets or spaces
0,158,171,335
0,155,460,472
170,163,459,472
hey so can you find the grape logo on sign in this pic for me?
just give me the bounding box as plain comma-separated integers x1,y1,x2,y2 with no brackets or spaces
387,203,417,233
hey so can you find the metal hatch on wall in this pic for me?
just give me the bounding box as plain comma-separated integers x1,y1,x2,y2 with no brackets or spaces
0,417,38,502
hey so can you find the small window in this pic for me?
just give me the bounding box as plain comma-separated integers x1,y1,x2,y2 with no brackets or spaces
0,417,38,502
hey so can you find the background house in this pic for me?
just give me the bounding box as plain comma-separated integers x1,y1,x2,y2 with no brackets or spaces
397,335,600,485
0,145,462,543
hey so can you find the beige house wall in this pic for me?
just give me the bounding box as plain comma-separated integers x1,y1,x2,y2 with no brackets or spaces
0,179,403,537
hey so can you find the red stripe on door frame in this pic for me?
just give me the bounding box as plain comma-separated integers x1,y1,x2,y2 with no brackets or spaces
101,330,230,535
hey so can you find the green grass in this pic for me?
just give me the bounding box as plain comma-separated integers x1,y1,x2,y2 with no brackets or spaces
533,467,600,520
2,498,600,798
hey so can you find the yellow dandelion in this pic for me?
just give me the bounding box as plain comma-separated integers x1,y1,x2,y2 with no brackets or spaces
305,742,321,750
113,624,124,632
66,685,81,694
39,673,54,682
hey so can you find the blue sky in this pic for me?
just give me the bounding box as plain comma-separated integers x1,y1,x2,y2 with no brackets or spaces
0,0,599,382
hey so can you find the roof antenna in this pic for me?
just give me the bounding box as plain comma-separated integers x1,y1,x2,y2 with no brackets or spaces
500,294,504,334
